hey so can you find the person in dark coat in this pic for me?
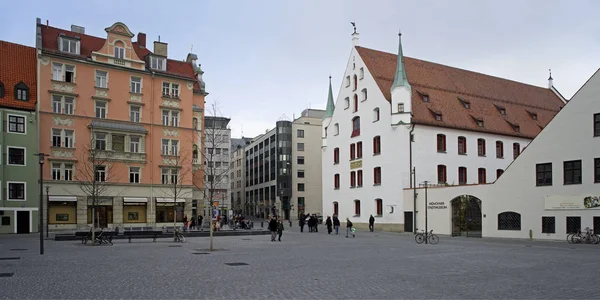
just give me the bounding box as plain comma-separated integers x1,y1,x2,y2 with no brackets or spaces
346,217,355,238
325,216,333,234
268,216,278,242
190,217,197,230
369,214,375,232
277,219,284,242
313,215,319,232
299,214,305,232
333,215,341,235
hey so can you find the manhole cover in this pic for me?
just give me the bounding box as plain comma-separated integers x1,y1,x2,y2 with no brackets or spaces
0,273,14,277
0,257,20,261
225,262,249,266
9,249,27,251
192,252,210,255
168,245,182,248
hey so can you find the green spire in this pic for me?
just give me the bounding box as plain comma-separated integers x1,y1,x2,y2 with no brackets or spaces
324,76,335,118
391,32,410,92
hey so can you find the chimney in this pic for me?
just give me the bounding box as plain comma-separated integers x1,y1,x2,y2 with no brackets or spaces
137,32,146,48
153,40,168,57
71,25,85,34
548,69,553,88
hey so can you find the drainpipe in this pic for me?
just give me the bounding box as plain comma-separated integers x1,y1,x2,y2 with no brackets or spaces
409,123,416,233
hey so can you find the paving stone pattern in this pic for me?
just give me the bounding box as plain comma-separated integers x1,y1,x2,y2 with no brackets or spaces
0,230,598,299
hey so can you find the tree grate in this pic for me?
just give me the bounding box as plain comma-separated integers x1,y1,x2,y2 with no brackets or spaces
191,252,210,255
225,262,249,266
0,257,20,260
0,273,14,277
9,249,27,251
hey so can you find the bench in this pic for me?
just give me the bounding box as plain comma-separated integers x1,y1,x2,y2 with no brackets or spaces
123,230,162,243
75,231,101,244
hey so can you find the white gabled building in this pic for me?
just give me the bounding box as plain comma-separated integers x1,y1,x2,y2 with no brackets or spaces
322,31,566,232
404,68,600,240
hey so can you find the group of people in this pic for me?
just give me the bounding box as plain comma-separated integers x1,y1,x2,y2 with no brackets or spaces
298,214,321,232
268,216,285,242
182,215,204,232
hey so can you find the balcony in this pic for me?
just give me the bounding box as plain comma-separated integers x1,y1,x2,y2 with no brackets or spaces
94,149,146,163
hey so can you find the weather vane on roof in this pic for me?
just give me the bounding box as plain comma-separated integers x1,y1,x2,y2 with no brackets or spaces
350,22,356,34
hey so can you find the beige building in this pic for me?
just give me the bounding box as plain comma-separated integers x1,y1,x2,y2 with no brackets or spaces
230,137,251,215
292,109,326,219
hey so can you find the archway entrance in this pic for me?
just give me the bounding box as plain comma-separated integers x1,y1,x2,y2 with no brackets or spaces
451,195,482,238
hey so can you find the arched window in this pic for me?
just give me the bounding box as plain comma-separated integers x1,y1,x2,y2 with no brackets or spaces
496,141,504,158
14,82,29,101
353,74,358,91
373,108,380,122
192,144,198,159
354,200,361,216
361,88,367,101
114,40,125,59
334,123,339,135
353,94,358,112
458,167,467,185
437,165,447,184
375,198,383,216
351,117,360,137
437,134,446,152
333,201,339,216
457,136,467,154
477,138,486,156
0,81,4,98
498,211,521,230
192,118,198,130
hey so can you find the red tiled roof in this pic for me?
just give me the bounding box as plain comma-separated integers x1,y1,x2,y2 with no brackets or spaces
0,41,37,111
356,46,564,138
40,25,196,80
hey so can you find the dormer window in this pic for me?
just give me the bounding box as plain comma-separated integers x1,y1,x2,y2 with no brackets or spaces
397,103,404,113
495,105,506,115
59,36,79,55
458,97,470,109
471,116,484,127
114,46,125,59
507,121,520,132
435,113,442,121
527,110,538,120
419,91,429,102
14,82,29,101
150,56,166,71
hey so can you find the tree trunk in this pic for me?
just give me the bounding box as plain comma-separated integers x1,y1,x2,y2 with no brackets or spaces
91,207,95,246
209,217,214,251
173,201,177,242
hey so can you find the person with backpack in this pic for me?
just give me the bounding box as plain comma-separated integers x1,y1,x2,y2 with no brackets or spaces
333,215,341,235
346,217,355,238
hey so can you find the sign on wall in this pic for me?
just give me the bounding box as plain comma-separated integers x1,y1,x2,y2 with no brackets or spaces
428,201,448,209
350,160,362,170
544,195,600,210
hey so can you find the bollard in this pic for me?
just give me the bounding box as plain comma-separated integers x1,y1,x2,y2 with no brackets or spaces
261,221,264,228
529,229,533,240
289,220,292,227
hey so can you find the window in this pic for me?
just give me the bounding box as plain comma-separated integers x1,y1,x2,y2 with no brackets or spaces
563,160,582,185
595,158,600,183
52,163,61,180
8,115,25,133
52,129,62,147
496,141,504,158
162,110,169,125
496,105,506,115
297,143,304,151
566,216,581,234
356,142,362,158
1,217,9,226
150,56,166,71
334,174,340,189
7,182,25,200
434,113,442,121
129,167,140,183
459,98,470,109
359,67,364,79
350,171,356,187
171,111,179,127
350,143,356,160
496,169,504,179
162,82,180,98
297,170,305,178
373,136,381,155
333,148,339,164
94,133,106,150
542,217,555,234
513,143,520,159
333,202,339,216
353,94,358,112
161,168,178,184
7,147,25,166
59,37,79,54
595,113,600,137
457,136,466,155
437,134,446,152
419,92,429,102
374,167,381,185
192,118,198,130
354,200,361,216
52,63,76,83
361,88,367,101
344,97,350,109
351,117,360,137
130,136,140,153
130,77,142,93
14,82,29,101
375,199,383,216
130,106,141,123
353,74,358,91
171,140,179,156
475,119,484,127
478,168,486,184
477,139,486,156
458,167,467,185
94,165,106,182
297,156,304,165
162,110,179,127
397,103,404,113
373,108,381,122
345,76,350,87
297,129,304,138
95,101,107,118
536,163,552,186
298,183,305,191
64,164,73,181
114,46,125,59
498,212,521,230
162,139,179,156
52,95,74,115
95,70,107,88
437,165,447,184
334,124,339,135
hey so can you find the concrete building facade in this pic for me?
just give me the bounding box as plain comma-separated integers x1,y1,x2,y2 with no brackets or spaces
202,116,231,219
230,137,251,215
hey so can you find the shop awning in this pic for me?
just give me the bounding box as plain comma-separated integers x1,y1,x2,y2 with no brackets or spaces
123,197,148,203
156,198,186,203
49,196,77,202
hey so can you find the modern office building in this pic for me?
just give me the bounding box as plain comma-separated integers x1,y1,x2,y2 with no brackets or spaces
203,116,231,219
230,137,252,215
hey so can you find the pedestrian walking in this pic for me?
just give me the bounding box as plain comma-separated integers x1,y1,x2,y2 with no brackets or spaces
346,217,355,238
333,215,340,235
269,216,278,242
190,217,196,231
299,214,305,232
198,215,204,231
369,214,375,232
325,216,333,234
277,219,284,242
183,215,188,232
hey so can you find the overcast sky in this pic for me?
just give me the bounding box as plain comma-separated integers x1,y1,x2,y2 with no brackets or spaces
1,0,598,138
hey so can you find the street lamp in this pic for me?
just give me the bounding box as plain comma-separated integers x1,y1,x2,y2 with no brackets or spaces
419,180,431,244
46,186,49,238
34,153,47,255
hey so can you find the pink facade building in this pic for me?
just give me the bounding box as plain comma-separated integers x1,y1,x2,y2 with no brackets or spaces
37,20,206,230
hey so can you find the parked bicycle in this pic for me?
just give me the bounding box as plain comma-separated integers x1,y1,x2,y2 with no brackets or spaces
415,229,439,245
174,227,186,243
567,227,599,244
93,228,113,246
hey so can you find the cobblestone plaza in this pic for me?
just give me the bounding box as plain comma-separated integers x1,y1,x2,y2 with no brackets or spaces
0,231,598,299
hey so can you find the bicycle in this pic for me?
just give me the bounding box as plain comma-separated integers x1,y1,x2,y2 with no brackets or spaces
415,229,439,245
174,227,186,243
569,227,599,244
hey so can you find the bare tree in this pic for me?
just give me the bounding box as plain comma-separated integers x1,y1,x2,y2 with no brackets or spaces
74,124,121,245
193,101,232,251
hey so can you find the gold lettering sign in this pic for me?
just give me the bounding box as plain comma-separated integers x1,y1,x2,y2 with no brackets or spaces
350,160,362,170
